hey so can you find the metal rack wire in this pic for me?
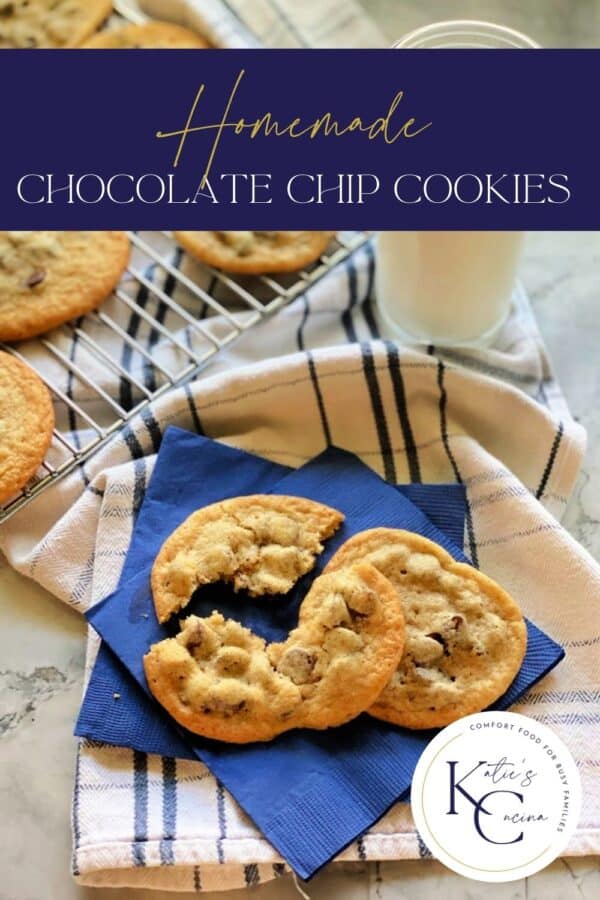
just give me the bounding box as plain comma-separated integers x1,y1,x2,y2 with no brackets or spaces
0,231,369,522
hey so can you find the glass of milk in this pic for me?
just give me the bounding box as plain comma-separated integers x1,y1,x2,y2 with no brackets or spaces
377,21,539,346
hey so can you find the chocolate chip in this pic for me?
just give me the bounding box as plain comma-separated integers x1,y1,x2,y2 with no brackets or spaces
277,647,317,684
348,607,367,623
427,631,444,643
203,699,247,718
25,269,46,288
183,620,206,652
0,4,14,17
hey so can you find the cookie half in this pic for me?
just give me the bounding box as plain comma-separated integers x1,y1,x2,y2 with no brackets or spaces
174,231,336,275
0,351,54,504
144,562,405,742
83,21,210,48
0,231,130,341
152,494,344,623
0,0,112,48
325,529,527,729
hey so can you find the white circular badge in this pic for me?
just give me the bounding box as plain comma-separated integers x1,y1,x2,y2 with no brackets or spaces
411,711,581,882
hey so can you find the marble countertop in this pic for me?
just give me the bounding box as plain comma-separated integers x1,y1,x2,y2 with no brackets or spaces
1,231,599,900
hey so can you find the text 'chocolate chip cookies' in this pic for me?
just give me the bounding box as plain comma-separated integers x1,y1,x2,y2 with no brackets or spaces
0,231,130,342
144,563,405,742
325,529,527,729
151,494,344,623
0,351,54,504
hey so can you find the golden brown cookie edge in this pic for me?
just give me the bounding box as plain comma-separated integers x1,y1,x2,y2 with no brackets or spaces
174,231,336,274
0,352,55,504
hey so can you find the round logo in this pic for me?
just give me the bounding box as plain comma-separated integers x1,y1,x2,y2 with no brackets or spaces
411,711,581,882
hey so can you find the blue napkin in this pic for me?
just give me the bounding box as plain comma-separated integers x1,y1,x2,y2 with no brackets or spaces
77,427,564,879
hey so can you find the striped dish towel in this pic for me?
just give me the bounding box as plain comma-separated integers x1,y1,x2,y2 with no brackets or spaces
1,237,599,891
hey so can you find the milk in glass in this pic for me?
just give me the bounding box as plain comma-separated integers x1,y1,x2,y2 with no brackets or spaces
378,21,537,345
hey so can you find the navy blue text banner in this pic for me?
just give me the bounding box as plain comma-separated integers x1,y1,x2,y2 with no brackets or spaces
2,49,599,229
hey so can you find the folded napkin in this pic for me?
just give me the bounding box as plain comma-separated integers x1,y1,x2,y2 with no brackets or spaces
77,427,563,879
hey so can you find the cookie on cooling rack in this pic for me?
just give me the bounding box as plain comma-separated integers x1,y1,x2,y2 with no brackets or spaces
0,351,54,505
0,231,130,342
173,231,336,275
325,529,527,729
83,21,210,48
151,494,344,623
144,562,405,742
0,0,112,48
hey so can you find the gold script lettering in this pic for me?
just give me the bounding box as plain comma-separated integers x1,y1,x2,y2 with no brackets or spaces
155,70,432,184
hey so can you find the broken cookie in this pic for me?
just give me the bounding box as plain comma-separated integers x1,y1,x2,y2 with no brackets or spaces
144,563,405,742
151,494,344,623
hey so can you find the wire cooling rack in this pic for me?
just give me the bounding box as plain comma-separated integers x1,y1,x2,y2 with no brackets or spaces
0,231,369,522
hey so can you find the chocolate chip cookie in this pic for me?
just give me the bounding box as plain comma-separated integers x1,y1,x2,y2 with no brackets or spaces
144,563,405,742
152,495,344,623
325,529,527,729
0,231,130,341
0,351,54,504
173,231,336,275
0,0,112,48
